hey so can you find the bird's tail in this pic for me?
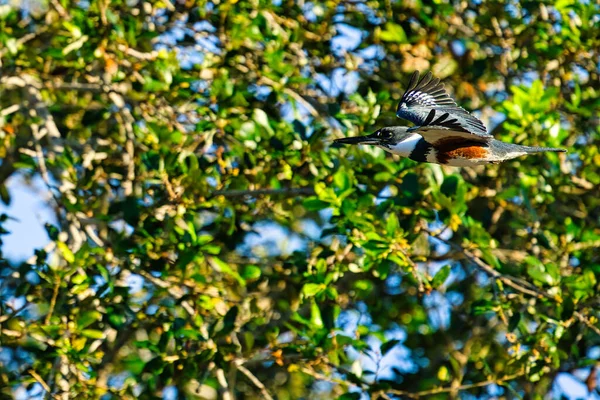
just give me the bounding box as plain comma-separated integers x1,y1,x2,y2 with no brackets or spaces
521,145,567,154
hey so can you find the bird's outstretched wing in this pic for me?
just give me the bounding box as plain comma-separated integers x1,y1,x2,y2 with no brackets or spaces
396,71,491,143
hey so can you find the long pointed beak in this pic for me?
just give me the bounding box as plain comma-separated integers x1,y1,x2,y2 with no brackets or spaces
333,133,379,146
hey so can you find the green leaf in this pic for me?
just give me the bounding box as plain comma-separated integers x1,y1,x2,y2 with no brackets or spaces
81,329,105,339
303,197,330,211
241,265,261,282
302,283,324,298
380,339,400,356
210,257,245,287
77,311,102,330
333,169,351,191
380,22,408,43
57,242,75,263
431,265,451,289
508,312,521,332
386,213,399,236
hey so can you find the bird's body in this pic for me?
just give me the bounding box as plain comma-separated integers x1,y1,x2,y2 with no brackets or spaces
334,72,566,166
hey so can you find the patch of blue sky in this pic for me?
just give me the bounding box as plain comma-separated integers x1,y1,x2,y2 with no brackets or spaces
487,110,506,132
358,45,385,61
302,2,319,23
125,273,145,295
13,383,43,400
331,23,363,56
298,219,321,241
475,270,491,286
351,329,416,381
385,273,403,295
572,64,590,83
280,101,313,132
193,21,216,33
248,84,273,101
332,6,345,23
355,2,383,25
316,68,360,97
190,80,210,93
107,371,131,391
238,221,306,257
553,372,598,400
374,185,392,205
196,35,221,55
446,290,464,307
423,291,451,331
162,386,178,400
358,45,386,74
450,40,466,57
588,346,600,359
177,47,204,70
0,175,55,261
513,70,540,87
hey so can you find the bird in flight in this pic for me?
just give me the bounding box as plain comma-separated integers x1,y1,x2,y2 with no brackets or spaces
334,71,566,167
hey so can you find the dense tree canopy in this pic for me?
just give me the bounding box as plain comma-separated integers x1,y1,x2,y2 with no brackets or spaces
1,0,599,398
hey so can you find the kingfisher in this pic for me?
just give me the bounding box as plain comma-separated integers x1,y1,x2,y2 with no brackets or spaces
334,71,566,166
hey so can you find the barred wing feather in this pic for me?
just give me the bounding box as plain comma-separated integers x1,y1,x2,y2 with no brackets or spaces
396,71,491,141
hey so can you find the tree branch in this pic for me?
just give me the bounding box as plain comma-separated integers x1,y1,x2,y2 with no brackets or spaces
213,186,315,198
235,362,274,400
216,368,234,400
383,371,526,399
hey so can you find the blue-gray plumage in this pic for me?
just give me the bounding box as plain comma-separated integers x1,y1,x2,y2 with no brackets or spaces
334,71,566,166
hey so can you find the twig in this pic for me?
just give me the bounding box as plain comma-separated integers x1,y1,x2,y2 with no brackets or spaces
28,369,52,393
45,277,60,325
216,368,234,400
236,363,274,400
213,186,315,198
424,228,550,299
117,44,159,61
575,312,600,337
397,248,426,294
49,0,70,20
0,28,48,62
385,371,526,398
299,366,356,389
0,104,20,117
1,75,62,140
108,92,135,196
259,76,323,118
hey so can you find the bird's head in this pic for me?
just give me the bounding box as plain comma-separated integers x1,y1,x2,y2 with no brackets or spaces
333,126,412,149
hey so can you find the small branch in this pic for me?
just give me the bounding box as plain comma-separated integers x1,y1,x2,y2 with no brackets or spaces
109,92,136,196
213,186,315,198
49,0,70,20
424,228,550,300
116,44,159,61
236,363,274,400
299,366,356,389
398,248,426,294
45,277,60,325
575,311,600,337
258,76,323,118
0,28,48,63
385,371,526,399
28,369,52,393
0,104,20,117
216,368,234,400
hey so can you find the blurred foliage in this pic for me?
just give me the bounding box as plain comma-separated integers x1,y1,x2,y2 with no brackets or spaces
0,0,599,399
